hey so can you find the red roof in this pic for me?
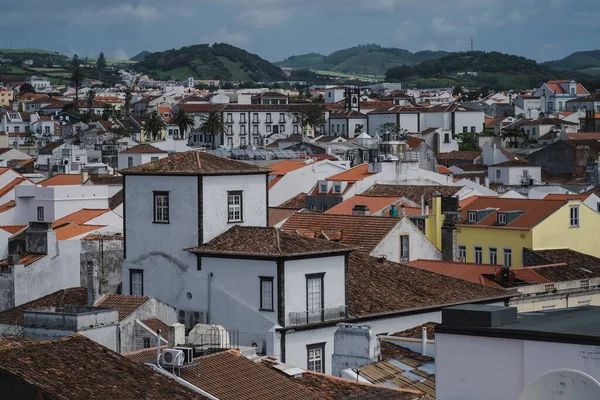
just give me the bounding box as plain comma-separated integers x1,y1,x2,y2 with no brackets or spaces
0,177,27,198
566,132,600,140
39,174,82,187
0,225,26,234
95,294,149,321
53,209,111,228
545,80,589,95
438,165,453,175
326,163,371,182
325,195,421,216
54,224,104,240
268,160,316,176
120,144,167,154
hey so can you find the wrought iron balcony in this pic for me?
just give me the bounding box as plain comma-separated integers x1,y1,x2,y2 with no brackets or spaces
288,305,347,326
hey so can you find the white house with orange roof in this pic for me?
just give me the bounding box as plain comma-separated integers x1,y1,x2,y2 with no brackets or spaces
118,144,168,170
0,167,33,206
268,158,349,206
534,79,589,113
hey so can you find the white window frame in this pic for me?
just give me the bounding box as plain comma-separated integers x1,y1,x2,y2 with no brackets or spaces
489,247,498,265
332,183,341,194
458,245,466,262
307,343,325,373
570,206,579,227
400,234,410,260
498,213,507,225
153,192,169,223
319,183,328,193
130,270,143,296
503,248,512,267
260,277,274,311
468,211,476,223
37,206,44,221
474,246,483,264
227,191,243,222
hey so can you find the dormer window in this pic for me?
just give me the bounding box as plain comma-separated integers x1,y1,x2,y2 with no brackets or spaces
498,213,507,225
333,183,342,194
319,182,328,193
468,211,476,223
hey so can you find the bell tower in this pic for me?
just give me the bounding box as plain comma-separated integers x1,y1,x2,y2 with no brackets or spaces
344,87,360,112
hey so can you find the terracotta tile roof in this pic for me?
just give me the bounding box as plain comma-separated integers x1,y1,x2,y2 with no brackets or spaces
121,151,270,176
347,252,512,318
522,117,578,126
407,259,550,288
328,110,368,119
380,340,434,363
54,224,105,240
568,92,600,102
0,253,46,268
544,193,589,201
188,226,351,259
282,213,402,253
545,80,588,95
39,141,63,152
109,189,124,210
53,208,111,227
565,132,600,140
458,196,566,229
494,160,536,167
367,105,423,115
392,322,438,340
278,192,306,209
436,151,481,161
438,165,453,174
123,345,167,363
94,294,150,321
86,174,123,185
39,174,82,187
0,177,26,198
0,335,204,400
263,359,421,400
82,232,123,240
527,249,600,281
0,287,87,325
177,103,226,113
407,136,425,149
268,160,316,176
361,184,462,204
268,207,297,226
326,163,371,182
253,91,288,98
120,144,168,154
141,318,169,340
0,225,26,234
183,350,322,400
324,195,420,216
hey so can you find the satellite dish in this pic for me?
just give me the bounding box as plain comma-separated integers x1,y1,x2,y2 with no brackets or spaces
519,369,600,400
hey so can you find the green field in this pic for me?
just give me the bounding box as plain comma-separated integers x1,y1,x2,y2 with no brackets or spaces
580,67,600,76
0,48,57,54
31,67,68,72
159,66,197,80
311,69,384,80
216,56,252,81
86,58,137,66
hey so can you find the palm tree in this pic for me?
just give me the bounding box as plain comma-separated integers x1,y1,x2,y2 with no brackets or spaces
102,104,115,121
70,67,84,115
172,109,195,140
199,111,226,149
124,88,132,118
87,90,96,119
501,126,527,148
143,111,166,141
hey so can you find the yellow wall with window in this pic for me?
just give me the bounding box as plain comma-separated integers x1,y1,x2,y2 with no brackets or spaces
457,226,533,268
427,196,445,250
532,200,600,259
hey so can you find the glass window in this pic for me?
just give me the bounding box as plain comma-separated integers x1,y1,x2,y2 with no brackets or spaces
266,125,271,133
400,235,409,260
280,125,285,133
153,192,169,223
143,337,151,348
306,274,324,323
474,246,482,264
503,248,512,267
240,137,246,147
260,277,274,311
227,191,243,222
462,126,468,133
253,113,259,123
226,113,233,123
470,126,476,133
253,125,259,134
279,113,285,123
489,247,498,265
307,343,325,373
570,206,579,227
240,113,246,123
266,113,271,123
37,206,44,221
458,245,466,262
227,137,233,147
293,125,299,134
151,157,158,162
130,270,143,296
468,211,476,223
319,183,328,193
496,170,501,180
240,125,246,135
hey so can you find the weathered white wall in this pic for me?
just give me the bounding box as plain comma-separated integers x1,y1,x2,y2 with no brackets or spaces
436,333,600,400
284,256,346,327
488,166,542,186
202,174,267,242
119,297,177,353
370,218,442,263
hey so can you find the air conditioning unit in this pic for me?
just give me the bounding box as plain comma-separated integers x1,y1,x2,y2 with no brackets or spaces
250,339,264,354
174,346,194,363
161,349,184,367
63,159,69,165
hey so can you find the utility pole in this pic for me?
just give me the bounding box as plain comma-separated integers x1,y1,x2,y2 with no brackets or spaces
471,38,474,52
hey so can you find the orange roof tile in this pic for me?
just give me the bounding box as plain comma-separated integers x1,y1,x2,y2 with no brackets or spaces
54,224,105,240
579,113,600,120
326,163,371,182
544,193,589,201
439,165,453,175
459,196,566,229
268,160,315,176
325,195,417,216
268,207,296,227
0,253,46,268
0,177,26,198
0,200,16,214
95,294,149,321
566,132,600,140
52,208,110,228
459,196,479,209
407,136,424,149
0,225,26,234
39,174,82,187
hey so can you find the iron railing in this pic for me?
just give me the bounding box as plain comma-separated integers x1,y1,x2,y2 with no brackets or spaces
288,305,347,326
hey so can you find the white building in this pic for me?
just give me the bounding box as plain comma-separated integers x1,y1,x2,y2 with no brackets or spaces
436,304,600,400
118,144,168,170
535,79,590,113
28,76,51,91
488,160,542,187
325,87,346,104
328,110,368,139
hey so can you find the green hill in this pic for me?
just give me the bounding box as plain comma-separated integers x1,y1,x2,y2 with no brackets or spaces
130,51,151,62
134,43,286,82
277,45,449,76
544,50,600,75
386,51,563,89
0,48,58,55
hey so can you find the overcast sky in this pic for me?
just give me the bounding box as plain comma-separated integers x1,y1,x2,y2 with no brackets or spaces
1,0,597,62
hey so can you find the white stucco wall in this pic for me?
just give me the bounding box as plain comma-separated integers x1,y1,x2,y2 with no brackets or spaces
202,174,267,243
436,333,600,400
370,218,442,263
488,166,542,186
367,113,419,136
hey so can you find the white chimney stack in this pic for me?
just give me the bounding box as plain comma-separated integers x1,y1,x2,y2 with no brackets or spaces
421,327,428,355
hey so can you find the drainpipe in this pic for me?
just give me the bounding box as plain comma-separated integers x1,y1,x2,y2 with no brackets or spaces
207,272,213,324
421,327,427,355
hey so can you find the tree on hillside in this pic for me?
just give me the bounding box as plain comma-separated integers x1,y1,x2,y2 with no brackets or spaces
199,111,226,149
452,86,463,97
19,83,35,94
172,109,195,140
143,111,166,141
501,126,527,148
124,88,132,118
70,67,84,115
86,90,96,119
71,54,80,68
96,52,107,70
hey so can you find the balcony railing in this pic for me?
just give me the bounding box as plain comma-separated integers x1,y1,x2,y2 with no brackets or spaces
288,305,347,326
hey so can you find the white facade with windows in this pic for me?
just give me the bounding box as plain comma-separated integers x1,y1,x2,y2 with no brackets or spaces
117,151,168,170
488,164,542,186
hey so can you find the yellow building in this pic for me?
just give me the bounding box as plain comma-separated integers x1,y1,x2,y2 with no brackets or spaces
0,88,14,107
457,196,600,268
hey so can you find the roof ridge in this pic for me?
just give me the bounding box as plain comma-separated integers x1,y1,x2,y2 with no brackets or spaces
275,229,282,254
196,150,202,169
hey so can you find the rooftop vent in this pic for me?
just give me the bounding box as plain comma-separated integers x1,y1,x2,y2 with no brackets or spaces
442,304,518,328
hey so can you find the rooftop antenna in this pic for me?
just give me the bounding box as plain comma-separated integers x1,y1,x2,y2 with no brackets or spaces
470,38,474,52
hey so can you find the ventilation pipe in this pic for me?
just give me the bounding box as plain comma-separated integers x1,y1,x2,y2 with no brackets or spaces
421,327,428,355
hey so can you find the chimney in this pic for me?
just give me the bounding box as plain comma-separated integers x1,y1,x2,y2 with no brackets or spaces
401,204,406,216
81,169,89,184
352,204,370,216
425,201,429,215
168,323,185,348
87,261,97,306
420,195,424,215
421,327,428,356
331,324,380,377
441,195,461,261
